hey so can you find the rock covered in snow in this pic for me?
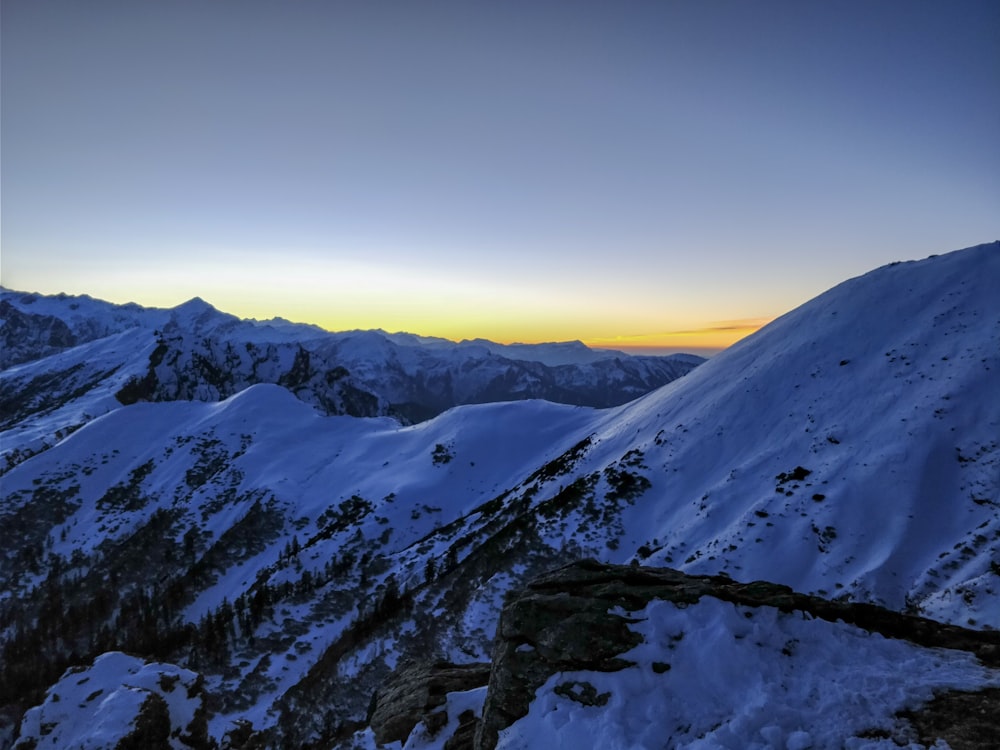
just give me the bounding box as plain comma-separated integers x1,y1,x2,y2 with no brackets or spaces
477,560,1000,750
13,652,212,750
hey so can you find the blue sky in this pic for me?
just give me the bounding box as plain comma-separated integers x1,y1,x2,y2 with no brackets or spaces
2,0,997,353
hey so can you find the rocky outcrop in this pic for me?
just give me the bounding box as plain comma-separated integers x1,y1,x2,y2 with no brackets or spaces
369,661,490,747
475,560,1000,750
0,300,77,369
11,653,212,750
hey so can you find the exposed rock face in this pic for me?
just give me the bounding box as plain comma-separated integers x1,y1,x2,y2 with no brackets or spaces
369,661,490,747
475,560,1000,750
0,300,77,369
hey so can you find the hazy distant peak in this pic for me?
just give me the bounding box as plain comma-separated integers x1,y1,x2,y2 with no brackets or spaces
173,296,215,313
249,315,325,332
380,330,456,348
164,296,243,334
455,338,628,367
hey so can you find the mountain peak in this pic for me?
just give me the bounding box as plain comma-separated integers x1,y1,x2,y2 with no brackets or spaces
167,296,236,330
173,296,216,314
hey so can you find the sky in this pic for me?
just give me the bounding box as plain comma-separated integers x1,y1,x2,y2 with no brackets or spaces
2,1,998,355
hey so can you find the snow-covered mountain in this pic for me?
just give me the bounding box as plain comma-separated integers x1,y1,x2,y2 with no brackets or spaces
1,242,998,749
0,289,702,472
0,289,169,369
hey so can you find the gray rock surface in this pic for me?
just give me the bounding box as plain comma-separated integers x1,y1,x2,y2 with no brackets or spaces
369,661,490,747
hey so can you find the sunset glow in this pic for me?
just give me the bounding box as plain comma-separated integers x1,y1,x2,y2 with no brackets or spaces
584,320,774,355
2,1,997,355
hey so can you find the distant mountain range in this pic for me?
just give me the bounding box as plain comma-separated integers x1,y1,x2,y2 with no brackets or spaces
0,288,702,445
1,242,999,749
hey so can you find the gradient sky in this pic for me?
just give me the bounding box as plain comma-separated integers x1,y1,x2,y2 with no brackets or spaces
2,1,998,354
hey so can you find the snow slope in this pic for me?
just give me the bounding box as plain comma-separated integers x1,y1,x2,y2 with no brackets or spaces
0,288,167,369
574,243,1000,623
1,242,998,748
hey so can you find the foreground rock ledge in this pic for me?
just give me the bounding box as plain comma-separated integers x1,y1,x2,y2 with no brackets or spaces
474,559,1000,750
369,661,490,747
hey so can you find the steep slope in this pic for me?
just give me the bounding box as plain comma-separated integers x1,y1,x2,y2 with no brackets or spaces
574,242,1000,624
0,387,601,746
1,243,997,748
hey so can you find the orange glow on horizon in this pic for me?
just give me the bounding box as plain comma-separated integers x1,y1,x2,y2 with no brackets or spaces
582,319,772,354
293,317,774,354
3,260,775,357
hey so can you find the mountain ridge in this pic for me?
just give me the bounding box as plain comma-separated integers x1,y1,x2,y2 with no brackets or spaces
1,242,998,748
0,288,697,369
0,289,702,475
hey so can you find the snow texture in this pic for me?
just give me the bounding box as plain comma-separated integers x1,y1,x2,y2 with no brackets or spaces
16,652,206,750
496,598,1000,750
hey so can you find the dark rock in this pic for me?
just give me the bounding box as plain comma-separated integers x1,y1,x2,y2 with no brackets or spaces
901,688,1000,750
369,661,490,747
443,709,480,750
0,300,77,368
553,680,611,706
114,693,171,750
